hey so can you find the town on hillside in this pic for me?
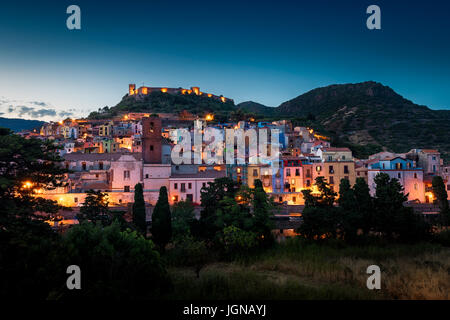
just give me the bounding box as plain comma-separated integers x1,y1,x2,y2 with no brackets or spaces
17,86,448,236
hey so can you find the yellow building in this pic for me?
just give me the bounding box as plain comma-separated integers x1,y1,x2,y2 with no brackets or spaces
313,161,356,192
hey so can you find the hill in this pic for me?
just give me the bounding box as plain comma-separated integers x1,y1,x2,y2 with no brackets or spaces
88,91,237,121
89,81,450,162
0,117,45,132
267,81,450,161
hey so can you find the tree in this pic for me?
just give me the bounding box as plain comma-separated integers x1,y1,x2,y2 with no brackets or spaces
132,183,147,235
199,177,239,239
0,128,67,225
252,179,275,245
219,225,258,256
60,221,172,299
353,177,374,234
151,186,172,251
432,176,450,225
78,189,110,225
373,173,429,241
171,200,195,240
299,177,339,239
171,235,210,278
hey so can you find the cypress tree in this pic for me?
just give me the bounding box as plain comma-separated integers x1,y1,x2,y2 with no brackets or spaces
132,183,147,236
432,176,450,225
151,186,172,251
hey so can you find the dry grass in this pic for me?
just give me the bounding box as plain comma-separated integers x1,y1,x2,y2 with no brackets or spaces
165,240,450,300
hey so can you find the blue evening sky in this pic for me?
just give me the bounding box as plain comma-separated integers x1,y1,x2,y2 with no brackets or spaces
0,0,449,120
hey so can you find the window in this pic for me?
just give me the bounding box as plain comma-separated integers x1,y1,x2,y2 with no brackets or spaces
279,197,283,202
293,196,297,203
414,183,418,190
253,169,258,177
344,165,349,174
202,182,206,188
344,176,349,180
188,183,192,189
173,195,178,202
124,170,130,180
145,174,149,179
306,169,311,178
237,168,241,173
306,180,311,187
396,163,402,170
433,165,436,172
95,173,99,178
329,166,334,174
124,186,130,192
74,197,78,203
342,155,346,160
447,185,450,191
398,172,401,178
328,155,332,161
119,199,122,204
186,194,193,202
176,165,179,171
174,183,178,190
329,176,334,184
357,172,360,176
414,173,417,179
181,183,186,192
291,179,295,185
316,166,322,172
99,162,104,170
82,162,86,170
432,156,436,161
150,145,154,151
295,169,300,176
286,169,291,177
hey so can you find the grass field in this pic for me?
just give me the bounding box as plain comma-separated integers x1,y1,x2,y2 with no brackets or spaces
164,239,450,300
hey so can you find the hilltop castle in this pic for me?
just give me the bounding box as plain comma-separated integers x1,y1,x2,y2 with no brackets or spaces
128,84,233,103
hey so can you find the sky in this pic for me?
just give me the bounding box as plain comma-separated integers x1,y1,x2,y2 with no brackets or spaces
0,0,449,121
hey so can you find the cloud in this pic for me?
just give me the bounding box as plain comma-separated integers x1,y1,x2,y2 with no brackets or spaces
6,105,57,118
29,101,48,107
58,111,74,117
0,97,83,120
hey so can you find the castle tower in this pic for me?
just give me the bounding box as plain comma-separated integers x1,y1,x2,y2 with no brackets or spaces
129,84,136,95
142,116,162,164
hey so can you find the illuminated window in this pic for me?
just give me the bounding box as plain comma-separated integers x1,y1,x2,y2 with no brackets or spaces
237,168,241,173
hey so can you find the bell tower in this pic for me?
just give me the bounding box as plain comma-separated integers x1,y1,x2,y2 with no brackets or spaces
142,115,162,164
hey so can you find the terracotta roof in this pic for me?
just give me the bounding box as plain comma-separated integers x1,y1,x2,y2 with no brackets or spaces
421,149,439,154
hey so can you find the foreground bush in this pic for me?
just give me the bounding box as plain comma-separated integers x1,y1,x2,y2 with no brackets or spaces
58,221,172,299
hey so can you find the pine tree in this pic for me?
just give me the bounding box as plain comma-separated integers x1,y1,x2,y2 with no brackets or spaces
133,183,147,236
151,186,172,251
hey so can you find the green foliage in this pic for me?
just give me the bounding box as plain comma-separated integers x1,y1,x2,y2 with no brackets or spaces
432,176,450,225
199,178,274,249
0,218,63,299
171,200,195,240
219,226,258,255
132,183,147,235
151,186,172,250
78,189,111,225
167,235,210,278
61,221,171,299
373,173,430,241
0,128,67,224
